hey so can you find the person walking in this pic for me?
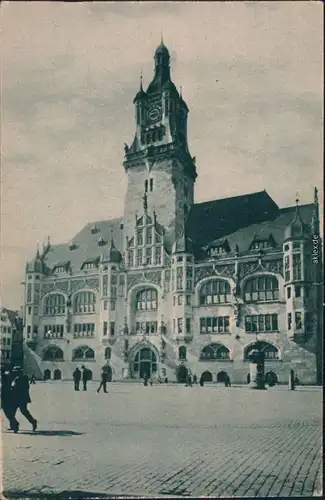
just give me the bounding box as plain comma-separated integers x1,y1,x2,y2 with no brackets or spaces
81,366,89,391
187,374,193,387
1,369,19,432
30,373,36,384
193,374,198,385
199,374,204,387
225,374,231,387
97,368,108,393
72,367,81,391
11,366,37,432
143,373,149,386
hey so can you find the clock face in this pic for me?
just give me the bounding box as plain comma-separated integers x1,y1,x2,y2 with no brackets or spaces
147,105,161,123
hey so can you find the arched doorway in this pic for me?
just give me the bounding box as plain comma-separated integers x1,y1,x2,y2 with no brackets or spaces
177,364,188,383
53,369,62,380
44,369,51,380
265,371,278,386
133,347,157,378
217,371,228,383
201,370,213,382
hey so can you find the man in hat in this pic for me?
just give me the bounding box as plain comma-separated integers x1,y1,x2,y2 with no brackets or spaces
81,365,90,391
11,366,37,432
1,368,19,432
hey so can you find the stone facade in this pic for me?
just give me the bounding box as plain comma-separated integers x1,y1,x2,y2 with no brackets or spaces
22,42,323,385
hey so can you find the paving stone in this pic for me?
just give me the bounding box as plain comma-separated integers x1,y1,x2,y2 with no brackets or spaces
2,381,322,498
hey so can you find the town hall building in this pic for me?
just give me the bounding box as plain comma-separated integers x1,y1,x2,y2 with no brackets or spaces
22,41,322,384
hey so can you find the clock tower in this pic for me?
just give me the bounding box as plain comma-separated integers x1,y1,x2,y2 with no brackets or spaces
123,40,197,251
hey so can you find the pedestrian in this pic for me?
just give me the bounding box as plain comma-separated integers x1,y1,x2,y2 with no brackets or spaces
1,369,19,432
294,376,300,386
225,374,231,387
164,377,168,384
187,374,193,387
149,377,153,386
72,367,81,391
97,368,108,393
30,373,36,384
81,365,89,391
199,375,204,387
193,374,198,385
11,366,37,432
143,373,149,386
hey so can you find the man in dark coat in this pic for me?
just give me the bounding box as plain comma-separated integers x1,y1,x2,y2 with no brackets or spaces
72,367,81,391
1,369,19,432
11,366,37,432
81,365,89,391
97,367,108,393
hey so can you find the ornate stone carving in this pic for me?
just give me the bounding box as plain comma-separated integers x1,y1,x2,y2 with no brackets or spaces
264,260,284,277
194,264,235,284
40,281,69,298
194,266,214,284
70,278,100,294
127,271,161,291
239,262,260,278
160,335,166,363
239,259,283,278
212,264,236,278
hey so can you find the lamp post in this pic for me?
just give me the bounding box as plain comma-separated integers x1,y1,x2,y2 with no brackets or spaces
248,336,266,390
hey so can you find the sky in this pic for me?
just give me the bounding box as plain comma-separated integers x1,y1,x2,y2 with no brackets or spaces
1,1,323,309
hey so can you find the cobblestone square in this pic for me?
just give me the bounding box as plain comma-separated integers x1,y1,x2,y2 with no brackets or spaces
1,382,322,498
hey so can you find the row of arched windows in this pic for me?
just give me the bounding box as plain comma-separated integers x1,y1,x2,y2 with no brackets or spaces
42,345,113,361
42,275,281,317
179,342,279,361
42,342,279,363
44,292,96,316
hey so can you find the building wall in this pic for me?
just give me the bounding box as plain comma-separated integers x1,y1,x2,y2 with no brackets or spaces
22,261,319,384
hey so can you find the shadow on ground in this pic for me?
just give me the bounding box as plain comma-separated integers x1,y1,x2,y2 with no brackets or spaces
17,430,83,436
2,492,174,499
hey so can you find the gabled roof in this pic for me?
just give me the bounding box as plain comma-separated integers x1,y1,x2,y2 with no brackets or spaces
185,190,279,249
41,218,123,273
206,204,314,253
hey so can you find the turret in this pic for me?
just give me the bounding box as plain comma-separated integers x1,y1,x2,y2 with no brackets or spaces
283,198,313,343
171,230,194,343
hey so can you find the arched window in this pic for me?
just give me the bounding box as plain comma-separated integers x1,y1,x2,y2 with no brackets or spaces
244,276,279,302
73,291,96,314
179,346,187,361
244,341,279,361
44,294,66,316
199,280,231,305
136,288,157,311
200,343,230,360
72,345,95,361
43,345,64,361
105,347,111,360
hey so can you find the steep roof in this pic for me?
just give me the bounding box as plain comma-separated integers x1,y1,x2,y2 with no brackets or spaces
206,204,314,253
42,217,123,273
185,190,279,248
28,191,315,274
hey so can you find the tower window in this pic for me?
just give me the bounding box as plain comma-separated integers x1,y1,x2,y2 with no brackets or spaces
287,287,291,299
149,178,153,192
295,286,301,298
145,180,148,193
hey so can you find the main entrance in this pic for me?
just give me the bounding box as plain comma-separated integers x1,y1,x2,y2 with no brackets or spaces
133,347,157,378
